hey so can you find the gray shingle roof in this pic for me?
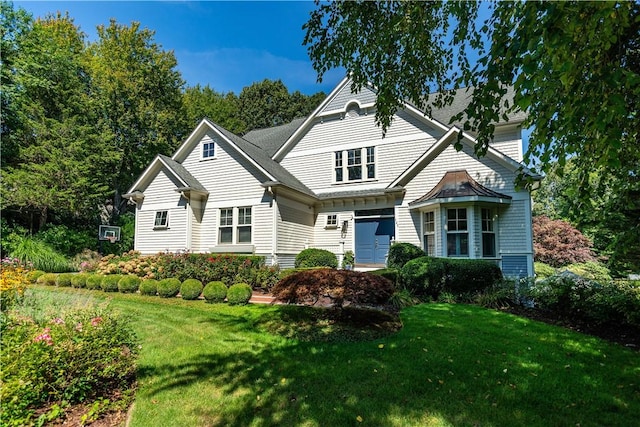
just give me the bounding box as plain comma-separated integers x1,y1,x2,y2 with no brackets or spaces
207,121,316,198
243,117,306,157
158,154,207,192
409,170,511,206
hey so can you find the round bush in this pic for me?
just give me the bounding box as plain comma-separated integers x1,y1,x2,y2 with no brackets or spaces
534,262,556,280
56,273,74,287
139,279,158,296
203,281,227,303
27,270,46,283
101,274,123,292
157,278,181,298
180,279,204,300
37,273,57,286
294,248,338,269
227,283,253,305
70,273,88,288
85,274,103,290
118,275,141,293
387,242,425,270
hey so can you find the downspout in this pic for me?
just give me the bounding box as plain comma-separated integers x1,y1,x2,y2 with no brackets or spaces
270,187,278,266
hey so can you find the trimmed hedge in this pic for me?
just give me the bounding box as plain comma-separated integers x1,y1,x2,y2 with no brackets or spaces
180,279,204,300
369,268,398,285
227,283,253,305
272,269,394,308
118,275,141,293
70,273,88,288
27,270,45,283
294,248,338,269
56,273,74,287
101,274,123,292
37,273,57,286
203,281,227,303
387,242,425,270
400,256,502,298
139,279,158,296
157,278,181,298
85,274,103,290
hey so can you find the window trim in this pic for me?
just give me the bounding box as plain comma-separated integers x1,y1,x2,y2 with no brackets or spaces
154,210,169,229
423,210,435,256
481,207,497,258
218,208,233,244
325,214,338,229
218,207,253,245
201,140,216,160
333,146,376,183
237,206,252,244
446,207,469,257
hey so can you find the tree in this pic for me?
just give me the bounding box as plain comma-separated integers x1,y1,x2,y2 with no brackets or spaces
87,19,189,222
0,10,109,230
183,84,245,134
304,1,639,193
533,216,596,268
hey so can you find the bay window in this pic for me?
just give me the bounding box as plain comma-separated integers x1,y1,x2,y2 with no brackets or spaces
446,208,469,256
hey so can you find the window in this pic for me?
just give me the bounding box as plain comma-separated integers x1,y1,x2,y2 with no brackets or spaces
154,210,168,229
219,208,233,243
326,214,338,228
237,207,252,243
202,141,215,159
446,208,469,256
482,208,496,257
423,211,435,256
334,146,375,182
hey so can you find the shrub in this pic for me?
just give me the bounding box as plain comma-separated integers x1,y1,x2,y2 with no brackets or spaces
342,250,355,268
387,242,425,270
153,253,265,284
37,273,58,286
203,281,227,303
388,288,418,309
294,248,338,269
400,257,501,298
71,249,102,272
226,283,253,305
157,278,181,298
9,236,72,272
0,260,29,311
1,308,138,424
139,279,158,296
272,269,394,308
253,265,281,291
473,279,518,309
101,275,123,292
36,224,97,257
369,268,398,285
534,262,556,280
27,270,45,283
70,273,88,288
533,216,596,267
85,274,103,290
180,279,203,300
118,275,141,293
565,261,612,283
56,273,74,287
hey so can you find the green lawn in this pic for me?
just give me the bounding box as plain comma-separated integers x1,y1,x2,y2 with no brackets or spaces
30,287,640,426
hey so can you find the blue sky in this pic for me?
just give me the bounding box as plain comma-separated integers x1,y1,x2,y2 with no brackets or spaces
14,1,345,95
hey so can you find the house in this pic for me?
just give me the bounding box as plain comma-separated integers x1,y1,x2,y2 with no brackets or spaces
124,77,541,277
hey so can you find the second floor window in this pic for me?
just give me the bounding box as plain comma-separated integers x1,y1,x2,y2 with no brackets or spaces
334,146,375,183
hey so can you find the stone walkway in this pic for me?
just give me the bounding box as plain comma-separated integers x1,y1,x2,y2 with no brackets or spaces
249,291,278,304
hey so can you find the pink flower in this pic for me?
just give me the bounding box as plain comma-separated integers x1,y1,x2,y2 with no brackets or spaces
75,323,83,332
34,328,53,346
51,318,64,325
91,317,103,327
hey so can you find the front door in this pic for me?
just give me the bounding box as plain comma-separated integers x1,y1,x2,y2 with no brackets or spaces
355,218,394,265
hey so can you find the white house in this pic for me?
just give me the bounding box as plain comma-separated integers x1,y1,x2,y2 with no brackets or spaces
124,77,541,277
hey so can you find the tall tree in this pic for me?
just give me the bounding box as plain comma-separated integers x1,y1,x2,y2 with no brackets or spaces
87,19,188,221
1,10,109,229
183,84,245,134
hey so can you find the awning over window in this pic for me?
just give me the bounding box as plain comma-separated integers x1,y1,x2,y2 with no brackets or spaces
409,170,512,209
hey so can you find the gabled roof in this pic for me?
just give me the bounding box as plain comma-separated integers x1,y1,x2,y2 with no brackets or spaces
243,117,306,157
125,154,208,196
409,170,512,208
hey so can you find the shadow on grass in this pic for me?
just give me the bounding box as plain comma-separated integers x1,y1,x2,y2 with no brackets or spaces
131,303,640,427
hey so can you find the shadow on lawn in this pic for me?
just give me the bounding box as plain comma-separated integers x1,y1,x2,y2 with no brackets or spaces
135,304,640,426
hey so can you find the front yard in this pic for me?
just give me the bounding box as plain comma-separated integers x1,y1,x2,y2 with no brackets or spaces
7,286,639,426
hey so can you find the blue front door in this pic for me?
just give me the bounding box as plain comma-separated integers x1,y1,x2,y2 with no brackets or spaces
355,218,394,265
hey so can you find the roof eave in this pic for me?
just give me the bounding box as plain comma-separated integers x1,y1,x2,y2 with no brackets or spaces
409,195,512,210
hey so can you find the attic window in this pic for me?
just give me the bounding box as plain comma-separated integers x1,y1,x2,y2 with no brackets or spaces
346,103,361,117
202,141,215,159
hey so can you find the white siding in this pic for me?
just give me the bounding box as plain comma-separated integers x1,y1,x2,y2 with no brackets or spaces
322,83,377,112
395,206,422,247
498,199,530,253
276,197,314,253
491,126,523,162
313,207,355,255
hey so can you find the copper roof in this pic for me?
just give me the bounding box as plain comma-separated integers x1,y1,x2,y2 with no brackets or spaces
409,170,512,206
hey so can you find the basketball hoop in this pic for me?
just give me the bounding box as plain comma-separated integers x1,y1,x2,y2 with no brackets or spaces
107,236,117,244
